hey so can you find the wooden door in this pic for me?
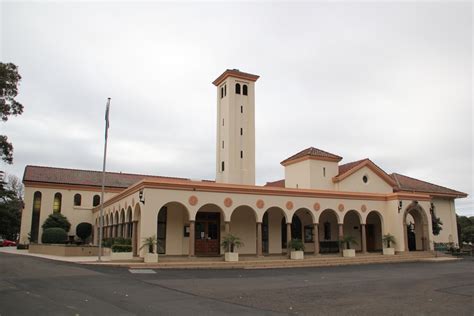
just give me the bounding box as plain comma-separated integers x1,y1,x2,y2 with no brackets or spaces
195,212,220,256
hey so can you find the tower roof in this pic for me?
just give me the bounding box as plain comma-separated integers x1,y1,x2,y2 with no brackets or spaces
212,69,260,86
281,147,343,166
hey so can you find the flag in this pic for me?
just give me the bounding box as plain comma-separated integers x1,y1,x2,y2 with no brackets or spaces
105,98,111,139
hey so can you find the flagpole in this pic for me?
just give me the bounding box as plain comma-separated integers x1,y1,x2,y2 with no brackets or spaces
98,97,111,262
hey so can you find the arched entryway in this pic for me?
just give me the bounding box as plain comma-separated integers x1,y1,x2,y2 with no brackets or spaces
404,202,430,251
318,209,340,254
292,208,315,253
156,202,190,255
343,210,362,252
195,204,224,256
126,206,133,239
366,211,383,252
262,207,287,254
119,208,125,238
230,205,257,255
132,204,141,257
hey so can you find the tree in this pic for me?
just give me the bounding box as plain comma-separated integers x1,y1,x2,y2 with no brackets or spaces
457,215,474,244
76,222,92,243
0,173,23,240
42,213,71,233
0,62,23,164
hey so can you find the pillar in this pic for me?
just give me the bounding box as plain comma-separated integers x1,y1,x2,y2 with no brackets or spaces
132,221,138,256
313,223,319,255
338,223,344,253
256,222,263,257
225,221,230,235
189,221,195,257
361,224,367,253
286,222,292,255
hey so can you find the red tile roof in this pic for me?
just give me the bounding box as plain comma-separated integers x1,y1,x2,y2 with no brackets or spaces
264,179,285,188
337,158,368,176
212,69,260,86
281,147,343,165
22,165,206,189
391,173,467,198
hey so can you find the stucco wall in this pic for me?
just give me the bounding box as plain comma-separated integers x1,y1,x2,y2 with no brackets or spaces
431,198,459,245
336,166,393,194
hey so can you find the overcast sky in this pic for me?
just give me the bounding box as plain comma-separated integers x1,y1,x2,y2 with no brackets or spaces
1,1,472,216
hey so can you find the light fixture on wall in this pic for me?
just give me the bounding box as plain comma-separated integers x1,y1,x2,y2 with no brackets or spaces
139,189,145,205
398,201,403,213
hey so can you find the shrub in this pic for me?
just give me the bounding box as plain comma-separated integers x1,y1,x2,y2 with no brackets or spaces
102,237,132,248
288,239,304,251
221,234,243,253
16,243,29,250
41,227,68,244
42,213,71,232
76,222,92,242
111,244,132,253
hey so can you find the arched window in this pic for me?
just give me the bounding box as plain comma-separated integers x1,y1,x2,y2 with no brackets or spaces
93,195,100,207
243,85,248,95
235,83,241,94
30,191,42,242
53,193,62,213
74,193,82,206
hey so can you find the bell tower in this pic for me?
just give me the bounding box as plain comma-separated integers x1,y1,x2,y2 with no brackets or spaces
213,69,259,185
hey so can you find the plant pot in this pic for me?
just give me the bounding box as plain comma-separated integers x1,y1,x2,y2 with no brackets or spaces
110,251,133,261
383,248,395,255
144,252,158,263
290,250,304,260
224,252,239,262
343,249,355,257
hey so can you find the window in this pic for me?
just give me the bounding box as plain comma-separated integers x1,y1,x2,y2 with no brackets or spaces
222,141,224,149
53,193,62,213
240,150,243,158
304,225,313,242
221,161,225,171
240,128,243,135
93,195,100,207
222,118,224,126
221,87,223,98
235,83,241,94
243,84,248,95
323,167,326,177
241,106,243,113
224,84,227,96
74,193,82,206
363,175,368,183
30,191,42,242
324,222,331,240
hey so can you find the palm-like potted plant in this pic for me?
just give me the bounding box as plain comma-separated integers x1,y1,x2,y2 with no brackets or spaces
288,239,305,260
340,235,358,257
221,234,243,262
382,234,396,255
140,235,158,263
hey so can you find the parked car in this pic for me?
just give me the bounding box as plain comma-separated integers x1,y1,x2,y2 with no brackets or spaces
0,239,17,247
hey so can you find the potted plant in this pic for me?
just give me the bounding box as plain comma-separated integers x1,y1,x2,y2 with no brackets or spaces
288,239,305,260
140,235,158,263
221,234,243,262
382,234,396,255
340,235,357,257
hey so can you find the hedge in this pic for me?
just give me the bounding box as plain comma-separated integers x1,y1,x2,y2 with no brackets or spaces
41,227,68,244
111,244,132,253
102,237,131,248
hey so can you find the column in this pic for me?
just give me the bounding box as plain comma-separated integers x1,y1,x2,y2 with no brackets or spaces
132,221,138,256
286,222,292,255
361,224,367,253
189,221,195,257
256,222,263,257
313,223,319,255
338,223,344,253
225,221,230,235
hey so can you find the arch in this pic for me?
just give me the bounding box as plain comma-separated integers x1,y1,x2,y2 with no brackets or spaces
53,192,62,213
119,208,126,238
30,191,42,243
230,205,258,255
133,203,141,256
366,210,383,252
74,193,82,206
343,210,362,251
229,205,258,222
195,203,225,256
235,83,241,94
403,202,430,251
242,84,248,95
93,194,101,207
156,201,190,255
318,209,340,253
262,206,287,254
133,203,141,221
292,208,315,250
317,208,340,224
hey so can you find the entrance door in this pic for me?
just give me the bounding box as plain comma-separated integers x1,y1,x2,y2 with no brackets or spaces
366,224,375,252
195,212,220,256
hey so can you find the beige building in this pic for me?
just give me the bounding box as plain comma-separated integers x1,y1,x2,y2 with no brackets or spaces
20,69,467,258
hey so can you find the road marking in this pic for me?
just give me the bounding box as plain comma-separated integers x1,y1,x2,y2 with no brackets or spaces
129,269,156,274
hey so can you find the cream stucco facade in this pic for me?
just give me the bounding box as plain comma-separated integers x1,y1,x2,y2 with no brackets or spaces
20,69,467,261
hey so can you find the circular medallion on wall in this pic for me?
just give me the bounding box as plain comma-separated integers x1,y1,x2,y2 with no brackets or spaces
286,201,294,210
224,197,233,208
338,203,345,212
313,202,321,211
256,199,265,209
361,204,367,212
188,195,198,206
